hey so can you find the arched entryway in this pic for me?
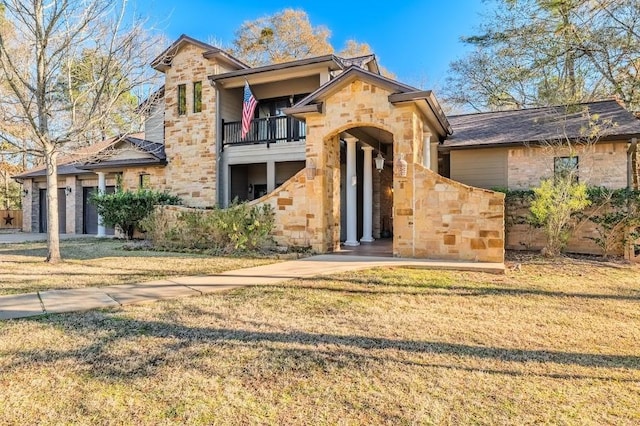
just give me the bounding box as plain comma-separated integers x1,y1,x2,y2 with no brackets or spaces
324,125,394,255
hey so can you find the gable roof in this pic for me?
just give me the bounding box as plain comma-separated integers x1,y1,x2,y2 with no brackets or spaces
209,54,345,83
151,34,248,72
13,135,166,179
284,66,452,137
443,100,640,150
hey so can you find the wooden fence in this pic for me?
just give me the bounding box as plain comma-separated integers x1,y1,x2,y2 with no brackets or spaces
0,210,22,230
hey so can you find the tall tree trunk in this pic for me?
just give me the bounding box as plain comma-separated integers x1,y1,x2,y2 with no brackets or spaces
44,143,61,263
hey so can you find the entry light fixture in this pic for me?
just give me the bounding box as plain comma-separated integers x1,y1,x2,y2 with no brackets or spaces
375,151,385,172
375,139,385,172
248,183,253,193
22,188,29,197
306,158,317,180
65,186,72,195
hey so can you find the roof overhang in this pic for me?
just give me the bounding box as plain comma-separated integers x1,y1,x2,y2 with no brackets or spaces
78,158,167,171
151,34,248,72
389,91,452,138
209,55,344,89
439,133,640,151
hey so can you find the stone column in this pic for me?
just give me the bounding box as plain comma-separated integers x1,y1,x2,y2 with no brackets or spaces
361,146,374,242
344,139,359,246
97,172,106,237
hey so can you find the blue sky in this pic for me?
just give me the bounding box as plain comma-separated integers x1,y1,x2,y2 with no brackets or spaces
143,0,487,89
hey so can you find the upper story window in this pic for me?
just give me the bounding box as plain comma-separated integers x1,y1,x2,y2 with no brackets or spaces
177,84,186,116
193,81,202,113
554,156,579,183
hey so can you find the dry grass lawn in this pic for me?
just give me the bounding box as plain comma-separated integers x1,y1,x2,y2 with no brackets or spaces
1,253,639,424
0,238,278,295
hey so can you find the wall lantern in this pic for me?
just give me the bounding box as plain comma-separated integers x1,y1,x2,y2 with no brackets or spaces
248,183,253,193
306,158,317,180
65,186,72,195
22,188,29,197
395,153,408,177
375,151,385,172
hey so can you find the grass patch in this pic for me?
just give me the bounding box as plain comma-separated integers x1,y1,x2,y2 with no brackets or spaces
0,238,279,295
1,257,639,424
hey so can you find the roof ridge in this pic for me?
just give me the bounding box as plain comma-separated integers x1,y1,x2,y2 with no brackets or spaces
450,99,621,118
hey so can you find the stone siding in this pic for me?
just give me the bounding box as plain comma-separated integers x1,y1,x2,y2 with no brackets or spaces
508,142,628,190
250,170,311,248
505,196,631,257
163,44,219,207
399,164,505,262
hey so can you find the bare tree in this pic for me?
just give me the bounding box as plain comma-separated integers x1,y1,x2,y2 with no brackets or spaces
0,0,161,262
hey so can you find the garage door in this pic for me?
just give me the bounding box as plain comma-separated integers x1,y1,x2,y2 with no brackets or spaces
83,186,115,235
38,188,67,233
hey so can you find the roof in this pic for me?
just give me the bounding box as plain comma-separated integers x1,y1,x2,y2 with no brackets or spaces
443,100,640,150
283,66,452,138
209,54,344,82
13,135,166,179
151,34,248,72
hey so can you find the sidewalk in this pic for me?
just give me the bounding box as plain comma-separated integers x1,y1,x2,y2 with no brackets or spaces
0,254,505,320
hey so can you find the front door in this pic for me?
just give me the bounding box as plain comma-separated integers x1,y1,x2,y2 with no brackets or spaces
38,188,66,233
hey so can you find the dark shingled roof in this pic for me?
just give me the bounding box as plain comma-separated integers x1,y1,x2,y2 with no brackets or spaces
442,100,640,150
14,136,165,179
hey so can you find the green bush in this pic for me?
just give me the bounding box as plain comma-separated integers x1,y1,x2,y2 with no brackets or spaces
90,189,181,239
529,177,590,257
145,201,275,254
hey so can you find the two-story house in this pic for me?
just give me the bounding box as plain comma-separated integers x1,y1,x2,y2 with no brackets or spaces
15,34,640,262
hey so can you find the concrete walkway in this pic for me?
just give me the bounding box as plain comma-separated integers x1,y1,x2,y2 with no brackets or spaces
0,254,505,321
0,232,92,244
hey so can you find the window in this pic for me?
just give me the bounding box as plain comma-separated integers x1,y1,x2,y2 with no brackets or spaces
177,84,186,115
139,173,150,189
554,156,579,183
193,81,202,113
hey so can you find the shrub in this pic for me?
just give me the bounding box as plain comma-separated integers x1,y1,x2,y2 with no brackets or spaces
90,189,181,239
145,201,275,254
529,177,590,257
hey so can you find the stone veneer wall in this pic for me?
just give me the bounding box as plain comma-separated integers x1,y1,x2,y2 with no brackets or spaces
162,44,220,207
250,170,311,248
505,197,628,256
397,163,505,262
508,142,629,190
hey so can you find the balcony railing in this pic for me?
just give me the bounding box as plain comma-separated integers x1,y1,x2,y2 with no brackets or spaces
222,116,306,148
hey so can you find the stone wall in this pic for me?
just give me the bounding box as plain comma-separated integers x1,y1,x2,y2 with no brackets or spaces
397,163,505,262
505,196,629,257
162,44,219,207
508,142,629,190
250,169,311,248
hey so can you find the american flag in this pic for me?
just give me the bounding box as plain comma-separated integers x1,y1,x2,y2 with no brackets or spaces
241,81,258,139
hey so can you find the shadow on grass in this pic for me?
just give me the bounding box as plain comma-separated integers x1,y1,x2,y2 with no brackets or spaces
291,276,640,302
5,312,639,383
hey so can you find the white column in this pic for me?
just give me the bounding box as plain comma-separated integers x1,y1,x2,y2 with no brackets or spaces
97,172,106,237
344,139,359,246
361,146,374,242
267,161,275,193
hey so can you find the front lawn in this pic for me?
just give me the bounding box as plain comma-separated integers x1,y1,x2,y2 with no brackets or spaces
0,238,278,295
1,256,638,424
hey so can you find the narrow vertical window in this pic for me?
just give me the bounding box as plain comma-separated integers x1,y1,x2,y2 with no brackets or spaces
139,173,150,189
193,81,202,113
177,84,186,115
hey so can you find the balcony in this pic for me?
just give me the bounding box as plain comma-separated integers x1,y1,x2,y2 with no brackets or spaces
222,116,306,149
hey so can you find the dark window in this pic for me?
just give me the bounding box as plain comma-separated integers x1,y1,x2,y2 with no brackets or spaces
139,173,150,189
193,81,202,113
554,156,579,183
177,84,186,115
